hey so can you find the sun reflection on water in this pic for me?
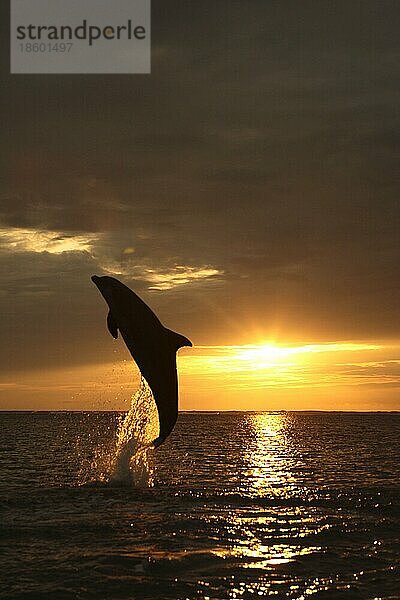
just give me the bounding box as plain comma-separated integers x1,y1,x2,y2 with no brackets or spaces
242,412,299,497
206,413,324,597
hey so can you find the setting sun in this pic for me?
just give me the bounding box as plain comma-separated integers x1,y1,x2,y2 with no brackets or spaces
229,342,382,367
175,341,400,411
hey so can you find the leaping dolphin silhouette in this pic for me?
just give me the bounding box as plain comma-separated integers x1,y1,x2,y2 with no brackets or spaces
91,275,192,448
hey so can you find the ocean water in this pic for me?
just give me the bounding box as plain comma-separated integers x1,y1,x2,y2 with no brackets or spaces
1,411,399,599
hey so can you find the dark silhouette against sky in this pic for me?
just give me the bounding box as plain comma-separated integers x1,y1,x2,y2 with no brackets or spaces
91,275,191,446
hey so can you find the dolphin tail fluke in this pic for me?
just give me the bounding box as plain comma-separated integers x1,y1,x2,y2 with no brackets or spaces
165,328,192,350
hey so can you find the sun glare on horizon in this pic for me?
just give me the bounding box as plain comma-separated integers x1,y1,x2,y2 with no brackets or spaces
180,340,384,377
175,340,400,410
231,341,382,369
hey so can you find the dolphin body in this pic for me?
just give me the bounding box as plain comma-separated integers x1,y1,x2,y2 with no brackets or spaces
91,275,192,448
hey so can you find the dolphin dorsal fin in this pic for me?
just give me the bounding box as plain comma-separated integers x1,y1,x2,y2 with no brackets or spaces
165,328,192,350
107,310,119,339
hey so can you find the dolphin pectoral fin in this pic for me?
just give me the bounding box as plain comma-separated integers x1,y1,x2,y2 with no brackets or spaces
165,328,192,350
107,310,119,339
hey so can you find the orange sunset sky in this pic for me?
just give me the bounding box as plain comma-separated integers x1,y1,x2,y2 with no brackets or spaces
0,2,399,411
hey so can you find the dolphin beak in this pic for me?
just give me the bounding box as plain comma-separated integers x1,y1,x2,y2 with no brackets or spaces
91,275,100,284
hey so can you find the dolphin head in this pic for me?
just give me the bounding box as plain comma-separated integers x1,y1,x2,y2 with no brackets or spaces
91,275,130,310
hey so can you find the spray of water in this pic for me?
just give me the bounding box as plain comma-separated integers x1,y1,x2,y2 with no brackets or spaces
77,376,159,487
110,376,159,486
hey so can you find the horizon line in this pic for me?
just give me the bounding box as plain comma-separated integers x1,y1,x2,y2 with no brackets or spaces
1,409,399,414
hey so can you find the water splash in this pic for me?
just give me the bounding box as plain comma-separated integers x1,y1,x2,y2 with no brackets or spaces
110,376,159,486
77,376,158,487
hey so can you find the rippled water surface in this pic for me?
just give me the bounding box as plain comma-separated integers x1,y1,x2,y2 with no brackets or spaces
1,411,400,599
